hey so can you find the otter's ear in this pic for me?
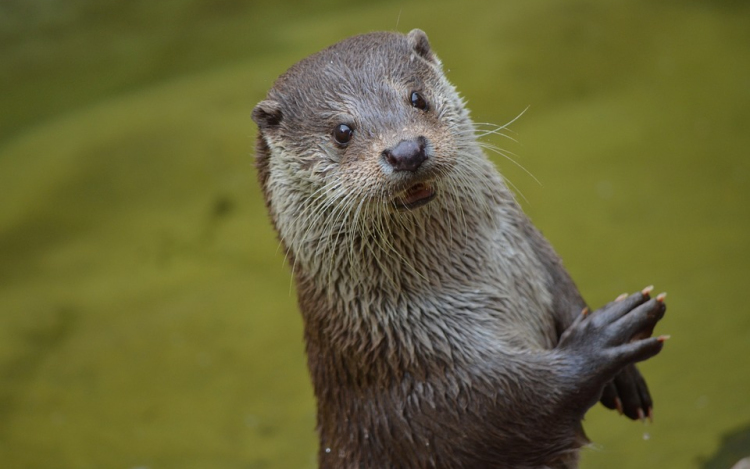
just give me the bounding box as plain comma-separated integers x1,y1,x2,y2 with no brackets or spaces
252,99,282,131
407,29,436,63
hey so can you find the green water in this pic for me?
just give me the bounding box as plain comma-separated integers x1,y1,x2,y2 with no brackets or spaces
1,1,748,468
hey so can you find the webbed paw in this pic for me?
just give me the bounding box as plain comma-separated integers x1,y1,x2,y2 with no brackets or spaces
558,289,668,412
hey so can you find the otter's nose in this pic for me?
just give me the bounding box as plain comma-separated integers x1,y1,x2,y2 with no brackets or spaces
382,137,427,172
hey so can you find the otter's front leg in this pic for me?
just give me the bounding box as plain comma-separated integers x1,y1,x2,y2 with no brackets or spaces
556,290,668,415
463,290,667,467
518,218,662,420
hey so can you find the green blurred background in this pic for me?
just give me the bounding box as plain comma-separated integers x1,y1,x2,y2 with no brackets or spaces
1,0,748,468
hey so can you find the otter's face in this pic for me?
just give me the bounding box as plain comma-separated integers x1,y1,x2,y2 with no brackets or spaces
252,30,495,275
253,29,480,217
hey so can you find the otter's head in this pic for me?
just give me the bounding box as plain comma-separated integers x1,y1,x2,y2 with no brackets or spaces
253,29,494,280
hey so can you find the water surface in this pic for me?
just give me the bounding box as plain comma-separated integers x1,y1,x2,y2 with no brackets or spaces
1,1,748,468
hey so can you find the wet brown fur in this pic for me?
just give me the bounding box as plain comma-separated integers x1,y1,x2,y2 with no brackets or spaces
252,30,660,469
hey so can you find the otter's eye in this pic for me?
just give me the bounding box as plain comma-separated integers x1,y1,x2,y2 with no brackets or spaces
410,91,429,111
333,124,353,145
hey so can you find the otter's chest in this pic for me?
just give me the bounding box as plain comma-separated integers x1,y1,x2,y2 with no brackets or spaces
427,216,559,351
410,273,558,354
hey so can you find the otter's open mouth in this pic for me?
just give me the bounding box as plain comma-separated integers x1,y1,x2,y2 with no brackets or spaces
394,182,436,211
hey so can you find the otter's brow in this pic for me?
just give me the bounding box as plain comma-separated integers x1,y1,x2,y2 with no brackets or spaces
317,111,356,130
383,76,425,92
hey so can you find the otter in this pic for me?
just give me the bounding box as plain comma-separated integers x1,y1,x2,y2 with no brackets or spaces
252,29,668,469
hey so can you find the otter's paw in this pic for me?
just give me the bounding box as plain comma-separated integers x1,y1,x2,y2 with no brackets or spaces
557,289,668,402
600,364,654,421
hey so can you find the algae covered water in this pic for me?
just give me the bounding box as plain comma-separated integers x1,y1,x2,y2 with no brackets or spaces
1,1,748,468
